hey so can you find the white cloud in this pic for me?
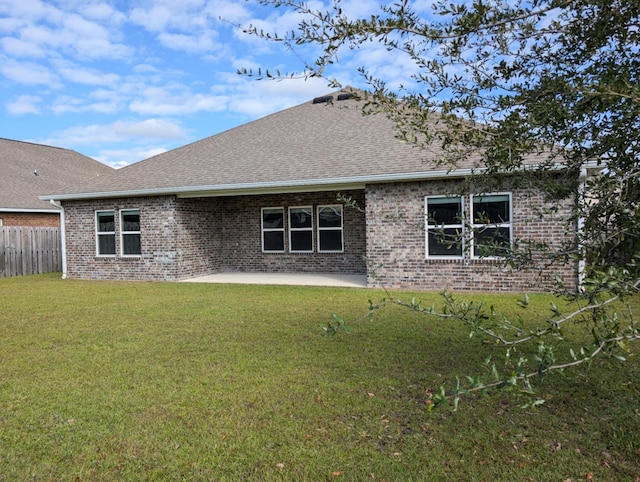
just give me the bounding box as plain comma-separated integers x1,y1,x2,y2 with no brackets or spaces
208,0,253,24
157,32,217,53
57,65,120,86
0,16,25,33
225,76,334,118
39,119,187,146
0,36,46,57
2,6,132,62
112,118,186,139
129,5,175,32
79,2,126,24
133,63,160,74
129,1,211,33
5,94,42,114
0,58,62,87
60,13,132,60
129,86,230,115
0,0,64,24
51,94,122,115
51,95,84,114
95,146,169,169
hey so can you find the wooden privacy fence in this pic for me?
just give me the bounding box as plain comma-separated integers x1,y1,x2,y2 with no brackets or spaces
0,226,62,278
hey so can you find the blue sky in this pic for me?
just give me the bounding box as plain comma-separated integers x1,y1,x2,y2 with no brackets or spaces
0,0,422,168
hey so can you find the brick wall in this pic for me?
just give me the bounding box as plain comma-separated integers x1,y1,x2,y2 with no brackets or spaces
61,180,575,291
62,190,366,281
220,190,366,274
64,196,185,281
365,179,578,292
0,212,60,227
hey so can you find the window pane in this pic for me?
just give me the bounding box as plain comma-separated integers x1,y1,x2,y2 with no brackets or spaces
473,195,510,223
291,231,313,251
427,198,462,225
263,208,284,228
318,206,342,227
122,234,141,255
319,230,343,251
473,227,511,257
122,211,140,231
263,231,284,251
97,213,114,232
428,228,462,256
98,234,116,255
290,207,312,229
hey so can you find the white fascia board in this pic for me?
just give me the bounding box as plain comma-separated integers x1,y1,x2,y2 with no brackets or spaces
0,207,60,213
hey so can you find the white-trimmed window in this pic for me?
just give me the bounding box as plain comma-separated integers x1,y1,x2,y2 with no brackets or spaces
262,207,285,252
120,209,141,256
96,210,116,256
289,206,313,252
317,205,343,252
425,195,464,258
471,193,512,257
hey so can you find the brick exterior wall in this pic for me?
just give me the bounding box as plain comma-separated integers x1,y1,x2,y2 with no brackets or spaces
365,179,579,292
221,190,366,274
62,180,577,291
0,212,60,227
64,196,184,281
62,190,366,281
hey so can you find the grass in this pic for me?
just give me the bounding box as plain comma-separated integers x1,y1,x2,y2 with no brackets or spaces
0,274,638,481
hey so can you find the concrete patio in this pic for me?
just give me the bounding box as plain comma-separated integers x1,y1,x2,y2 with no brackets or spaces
180,272,368,288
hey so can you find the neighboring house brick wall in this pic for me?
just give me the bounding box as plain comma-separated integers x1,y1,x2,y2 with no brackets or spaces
365,179,578,292
0,212,60,227
221,190,367,274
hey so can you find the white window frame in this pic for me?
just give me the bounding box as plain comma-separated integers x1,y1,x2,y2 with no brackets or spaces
288,206,314,253
262,207,285,253
120,209,141,257
425,195,464,259
471,192,513,258
95,210,116,257
317,204,344,253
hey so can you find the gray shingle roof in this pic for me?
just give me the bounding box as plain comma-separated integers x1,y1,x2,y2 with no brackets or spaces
1,138,114,211
42,91,544,201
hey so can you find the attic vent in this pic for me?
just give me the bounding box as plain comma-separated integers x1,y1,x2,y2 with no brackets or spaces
312,95,333,104
337,93,355,101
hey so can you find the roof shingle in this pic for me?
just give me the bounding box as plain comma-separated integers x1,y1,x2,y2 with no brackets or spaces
1,138,114,210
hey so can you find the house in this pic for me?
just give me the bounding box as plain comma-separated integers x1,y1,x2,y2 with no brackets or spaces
41,91,583,292
1,138,114,227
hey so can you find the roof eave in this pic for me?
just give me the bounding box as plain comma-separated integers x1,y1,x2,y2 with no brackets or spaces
39,160,591,202
38,168,479,201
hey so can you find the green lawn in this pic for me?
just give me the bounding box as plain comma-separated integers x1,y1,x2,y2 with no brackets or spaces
1,274,638,481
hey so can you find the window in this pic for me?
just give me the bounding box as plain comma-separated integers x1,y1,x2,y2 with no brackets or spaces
317,205,343,252
96,211,116,256
426,196,464,258
289,206,313,252
120,209,141,256
262,207,285,252
471,193,512,257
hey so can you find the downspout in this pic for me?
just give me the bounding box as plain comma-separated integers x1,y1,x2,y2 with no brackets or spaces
577,166,587,290
50,199,67,279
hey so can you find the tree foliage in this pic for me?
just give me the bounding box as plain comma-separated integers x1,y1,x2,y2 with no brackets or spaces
241,0,640,407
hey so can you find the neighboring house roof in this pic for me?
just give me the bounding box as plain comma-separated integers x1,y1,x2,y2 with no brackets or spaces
41,90,553,202
1,138,114,212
